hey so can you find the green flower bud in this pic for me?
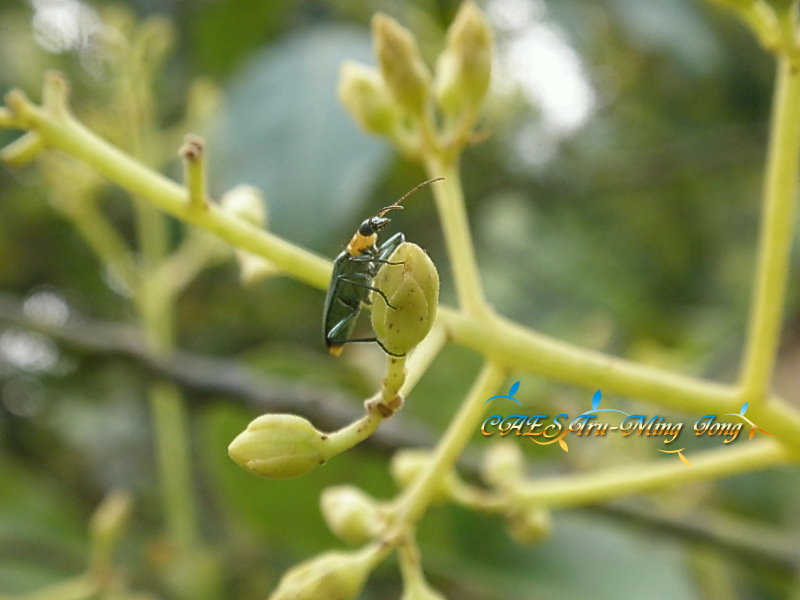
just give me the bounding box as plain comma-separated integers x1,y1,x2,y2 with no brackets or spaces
320,485,382,545
370,242,439,357
390,450,453,503
133,16,174,73
220,185,266,227
372,14,432,115
269,546,381,600
507,506,552,545
220,185,278,284
338,61,398,136
481,440,525,490
434,1,493,119
228,414,328,480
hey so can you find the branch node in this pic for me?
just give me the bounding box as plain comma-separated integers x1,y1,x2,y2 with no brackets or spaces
180,133,208,210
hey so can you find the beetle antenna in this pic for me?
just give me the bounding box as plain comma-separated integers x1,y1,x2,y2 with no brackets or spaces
376,177,445,217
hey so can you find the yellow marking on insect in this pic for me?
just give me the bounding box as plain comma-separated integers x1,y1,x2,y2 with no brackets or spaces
328,344,344,356
346,232,377,256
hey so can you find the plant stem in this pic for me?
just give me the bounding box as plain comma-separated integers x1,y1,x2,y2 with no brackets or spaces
4,87,331,289
401,323,446,397
514,438,789,509
440,310,738,413
150,380,197,548
393,362,505,527
424,155,492,319
6,78,800,454
68,206,139,294
739,56,800,404
381,355,407,405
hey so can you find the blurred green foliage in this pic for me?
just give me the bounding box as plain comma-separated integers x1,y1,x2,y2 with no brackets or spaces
1,0,799,599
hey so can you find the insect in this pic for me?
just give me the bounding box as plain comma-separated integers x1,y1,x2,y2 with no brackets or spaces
323,177,443,357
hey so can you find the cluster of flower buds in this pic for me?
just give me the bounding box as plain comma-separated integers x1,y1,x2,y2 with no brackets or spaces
390,449,458,504
339,1,492,155
481,441,552,543
387,442,552,545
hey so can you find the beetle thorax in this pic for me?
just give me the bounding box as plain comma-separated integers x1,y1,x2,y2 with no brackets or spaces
346,231,378,256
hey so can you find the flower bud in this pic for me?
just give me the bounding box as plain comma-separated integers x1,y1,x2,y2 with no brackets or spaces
269,546,381,600
372,14,432,115
507,506,552,545
228,414,328,480
434,1,493,119
132,15,174,72
370,243,439,357
481,441,525,490
320,485,382,545
220,185,277,284
220,185,266,227
390,450,453,503
338,61,398,136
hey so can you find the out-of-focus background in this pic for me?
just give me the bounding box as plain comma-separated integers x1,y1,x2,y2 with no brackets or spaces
1,0,799,598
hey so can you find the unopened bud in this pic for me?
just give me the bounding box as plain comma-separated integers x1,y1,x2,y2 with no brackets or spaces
320,485,382,545
132,15,174,71
220,186,277,284
268,546,381,600
390,450,453,503
371,242,439,357
228,414,328,479
434,1,493,119
507,506,552,545
372,14,432,115
221,185,266,227
481,441,525,490
339,61,398,136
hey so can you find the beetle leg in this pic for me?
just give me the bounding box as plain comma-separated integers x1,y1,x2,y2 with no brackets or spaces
327,310,360,339
347,255,404,266
337,277,397,309
327,335,406,357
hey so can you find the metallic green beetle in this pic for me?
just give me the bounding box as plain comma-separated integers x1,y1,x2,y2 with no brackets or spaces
323,178,442,357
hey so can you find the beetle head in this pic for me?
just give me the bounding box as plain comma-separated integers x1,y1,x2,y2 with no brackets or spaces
358,209,400,237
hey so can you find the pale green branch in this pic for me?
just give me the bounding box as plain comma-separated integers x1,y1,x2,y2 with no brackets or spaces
424,155,492,320
66,205,139,294
5,79,800,453
401,322,447,397
153,231,228,299
0,131,44,166
393,362,505,528
513,438,789,509
739,56,800,404
3,84,331,290
150,381,197,549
